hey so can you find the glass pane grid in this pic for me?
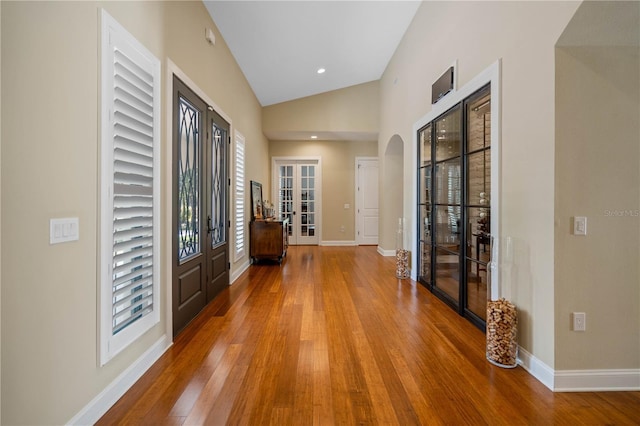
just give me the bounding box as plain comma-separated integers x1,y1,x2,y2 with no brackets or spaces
435,107,461,162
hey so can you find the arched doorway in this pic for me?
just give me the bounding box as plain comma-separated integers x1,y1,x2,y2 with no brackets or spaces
381,135,404,253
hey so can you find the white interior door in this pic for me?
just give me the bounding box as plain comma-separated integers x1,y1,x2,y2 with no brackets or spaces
356,157,379,245
274,159,321,245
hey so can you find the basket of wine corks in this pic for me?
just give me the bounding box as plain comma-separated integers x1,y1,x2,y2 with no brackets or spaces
486,297,518,368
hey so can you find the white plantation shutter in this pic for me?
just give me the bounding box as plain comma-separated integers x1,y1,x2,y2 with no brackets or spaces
234,132,246,261
100,10,161,364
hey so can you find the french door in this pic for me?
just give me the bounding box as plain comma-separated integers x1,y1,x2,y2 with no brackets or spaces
274,159,320,245
418,84,492,329
172,76,229,336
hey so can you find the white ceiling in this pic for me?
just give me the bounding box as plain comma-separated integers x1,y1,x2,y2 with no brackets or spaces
203,1,421,106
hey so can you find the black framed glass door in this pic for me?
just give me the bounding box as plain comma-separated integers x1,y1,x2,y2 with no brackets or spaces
464,87,492,322
418,84,491,329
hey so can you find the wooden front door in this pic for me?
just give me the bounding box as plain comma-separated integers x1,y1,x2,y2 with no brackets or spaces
172,76,229,337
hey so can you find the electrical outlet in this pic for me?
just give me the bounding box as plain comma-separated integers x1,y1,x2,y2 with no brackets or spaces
572,312,586,331
573,216,587,235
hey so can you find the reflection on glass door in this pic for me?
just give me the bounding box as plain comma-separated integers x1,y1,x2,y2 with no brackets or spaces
418,125,432,282
417,84,492,329
275,160,320,245
434,106,462,307
465,87,491,321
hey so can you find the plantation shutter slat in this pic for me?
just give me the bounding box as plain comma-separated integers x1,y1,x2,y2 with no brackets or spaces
234,134,246,260
114,134,153,157
103,20,160,348
113,252,152,275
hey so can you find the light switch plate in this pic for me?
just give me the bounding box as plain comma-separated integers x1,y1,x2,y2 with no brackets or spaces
50,217,79,244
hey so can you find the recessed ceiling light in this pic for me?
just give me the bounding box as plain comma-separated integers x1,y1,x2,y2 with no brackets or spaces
311,135,318,139
317,68,326,74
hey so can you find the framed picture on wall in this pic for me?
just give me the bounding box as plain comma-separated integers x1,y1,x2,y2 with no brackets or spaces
250,180,263,220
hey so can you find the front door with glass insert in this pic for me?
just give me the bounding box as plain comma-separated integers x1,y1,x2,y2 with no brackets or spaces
172,76,229,337
275,160,319,245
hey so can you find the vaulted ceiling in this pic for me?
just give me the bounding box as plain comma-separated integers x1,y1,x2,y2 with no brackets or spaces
203,1,421,106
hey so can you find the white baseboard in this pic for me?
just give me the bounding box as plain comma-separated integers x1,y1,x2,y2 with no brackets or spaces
67,335,172,425
517,347,555,390
377,246,395,256
230,259,250,284
517,347,640,392
554,369,640,392
320,240,356,246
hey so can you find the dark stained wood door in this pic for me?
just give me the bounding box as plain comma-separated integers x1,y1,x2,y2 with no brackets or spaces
172,76,229,337
205,109,230,302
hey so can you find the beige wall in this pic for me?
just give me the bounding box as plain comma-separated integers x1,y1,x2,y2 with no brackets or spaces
555,45,640,369
263,81,379,141
378,1,580,367
263,78,380,245
1,1,267,424
269,140,377,242
382,135,404,251
0,2,3,421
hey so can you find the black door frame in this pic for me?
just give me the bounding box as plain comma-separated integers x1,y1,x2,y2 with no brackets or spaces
417,84,492,331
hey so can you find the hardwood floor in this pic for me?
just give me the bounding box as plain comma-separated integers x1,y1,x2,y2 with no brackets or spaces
97,246,640,425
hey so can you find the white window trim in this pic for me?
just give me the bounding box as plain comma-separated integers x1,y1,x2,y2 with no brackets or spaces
100,10,161,365
233,131,246,262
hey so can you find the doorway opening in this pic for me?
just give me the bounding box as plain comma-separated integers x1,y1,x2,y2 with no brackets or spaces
172,76,230,337
414,61,500,330
272,158,321,245
355,157,379,245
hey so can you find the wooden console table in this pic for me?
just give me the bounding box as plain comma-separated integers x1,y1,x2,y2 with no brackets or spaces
250,218,289,263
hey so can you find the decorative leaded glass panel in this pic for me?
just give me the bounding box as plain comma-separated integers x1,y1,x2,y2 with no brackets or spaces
211,123,227,247
178,97,200,261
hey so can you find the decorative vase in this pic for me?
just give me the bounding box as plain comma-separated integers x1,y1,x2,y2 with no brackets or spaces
395,218,409,279
486,236,518,368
